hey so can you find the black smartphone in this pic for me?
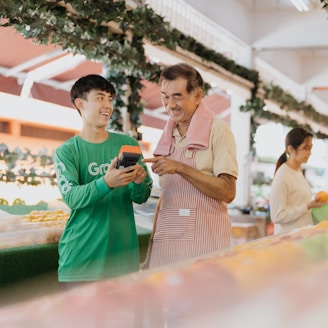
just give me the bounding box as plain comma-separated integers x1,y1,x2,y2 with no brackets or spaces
116,145,142,169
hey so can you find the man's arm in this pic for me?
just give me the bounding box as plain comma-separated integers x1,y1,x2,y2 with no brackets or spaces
143,156,236,203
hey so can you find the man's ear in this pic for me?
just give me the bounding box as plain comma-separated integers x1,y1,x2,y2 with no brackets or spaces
74,98,84,111
194,88,203,105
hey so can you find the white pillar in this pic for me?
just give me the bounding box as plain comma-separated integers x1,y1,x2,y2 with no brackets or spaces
230,94,251,207
325,139,328,190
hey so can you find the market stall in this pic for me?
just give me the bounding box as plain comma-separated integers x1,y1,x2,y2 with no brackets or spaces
0,203,152,287
0,196,268,289
1,221,328,327
0,226,151,287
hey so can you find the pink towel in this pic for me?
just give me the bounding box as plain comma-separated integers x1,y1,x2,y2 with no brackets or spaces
153,101,214,156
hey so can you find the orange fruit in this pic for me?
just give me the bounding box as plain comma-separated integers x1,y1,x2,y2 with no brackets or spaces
316,191,328,202
316,221,328,229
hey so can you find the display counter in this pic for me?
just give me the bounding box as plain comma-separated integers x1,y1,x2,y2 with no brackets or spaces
1,222,328,327
0,201,153,287
0,243,58,287
0,204,267,289
230,213,267,246
0,226,151,287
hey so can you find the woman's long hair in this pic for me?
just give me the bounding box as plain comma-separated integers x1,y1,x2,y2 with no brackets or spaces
274,127,313,175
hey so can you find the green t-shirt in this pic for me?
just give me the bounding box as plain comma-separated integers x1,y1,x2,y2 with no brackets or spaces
54,132,152,282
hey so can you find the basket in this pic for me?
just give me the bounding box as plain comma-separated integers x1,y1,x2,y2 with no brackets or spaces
312,203,328,223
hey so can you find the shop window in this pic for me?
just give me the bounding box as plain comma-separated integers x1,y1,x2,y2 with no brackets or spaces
20,124,75,141
0,120,10,134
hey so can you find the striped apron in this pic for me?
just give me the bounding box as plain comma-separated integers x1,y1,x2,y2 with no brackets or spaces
145,144,231,269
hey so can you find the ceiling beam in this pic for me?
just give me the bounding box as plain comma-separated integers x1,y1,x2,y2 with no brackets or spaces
20,54,86,97
3,49,64,77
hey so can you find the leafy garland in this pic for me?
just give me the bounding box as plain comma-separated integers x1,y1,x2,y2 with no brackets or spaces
322,0,328,8
240,83,328,147
0,0,328,144
0,143,56,186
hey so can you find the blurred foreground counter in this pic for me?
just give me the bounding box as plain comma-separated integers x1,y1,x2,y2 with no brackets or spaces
2,222,328,327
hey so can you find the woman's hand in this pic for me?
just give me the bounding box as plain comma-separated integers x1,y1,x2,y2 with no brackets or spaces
307,196,328,210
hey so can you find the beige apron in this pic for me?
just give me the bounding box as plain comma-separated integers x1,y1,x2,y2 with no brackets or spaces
144,144,231,269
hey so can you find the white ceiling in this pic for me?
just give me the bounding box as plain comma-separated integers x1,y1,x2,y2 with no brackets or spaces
186,0,328,107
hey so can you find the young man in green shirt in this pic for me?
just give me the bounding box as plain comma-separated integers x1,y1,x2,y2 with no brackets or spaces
54,74,152,283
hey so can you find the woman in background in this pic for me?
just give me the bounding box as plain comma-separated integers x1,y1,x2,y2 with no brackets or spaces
270,127,326,234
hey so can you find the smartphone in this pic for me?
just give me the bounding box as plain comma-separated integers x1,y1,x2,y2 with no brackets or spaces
116,145,142,169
